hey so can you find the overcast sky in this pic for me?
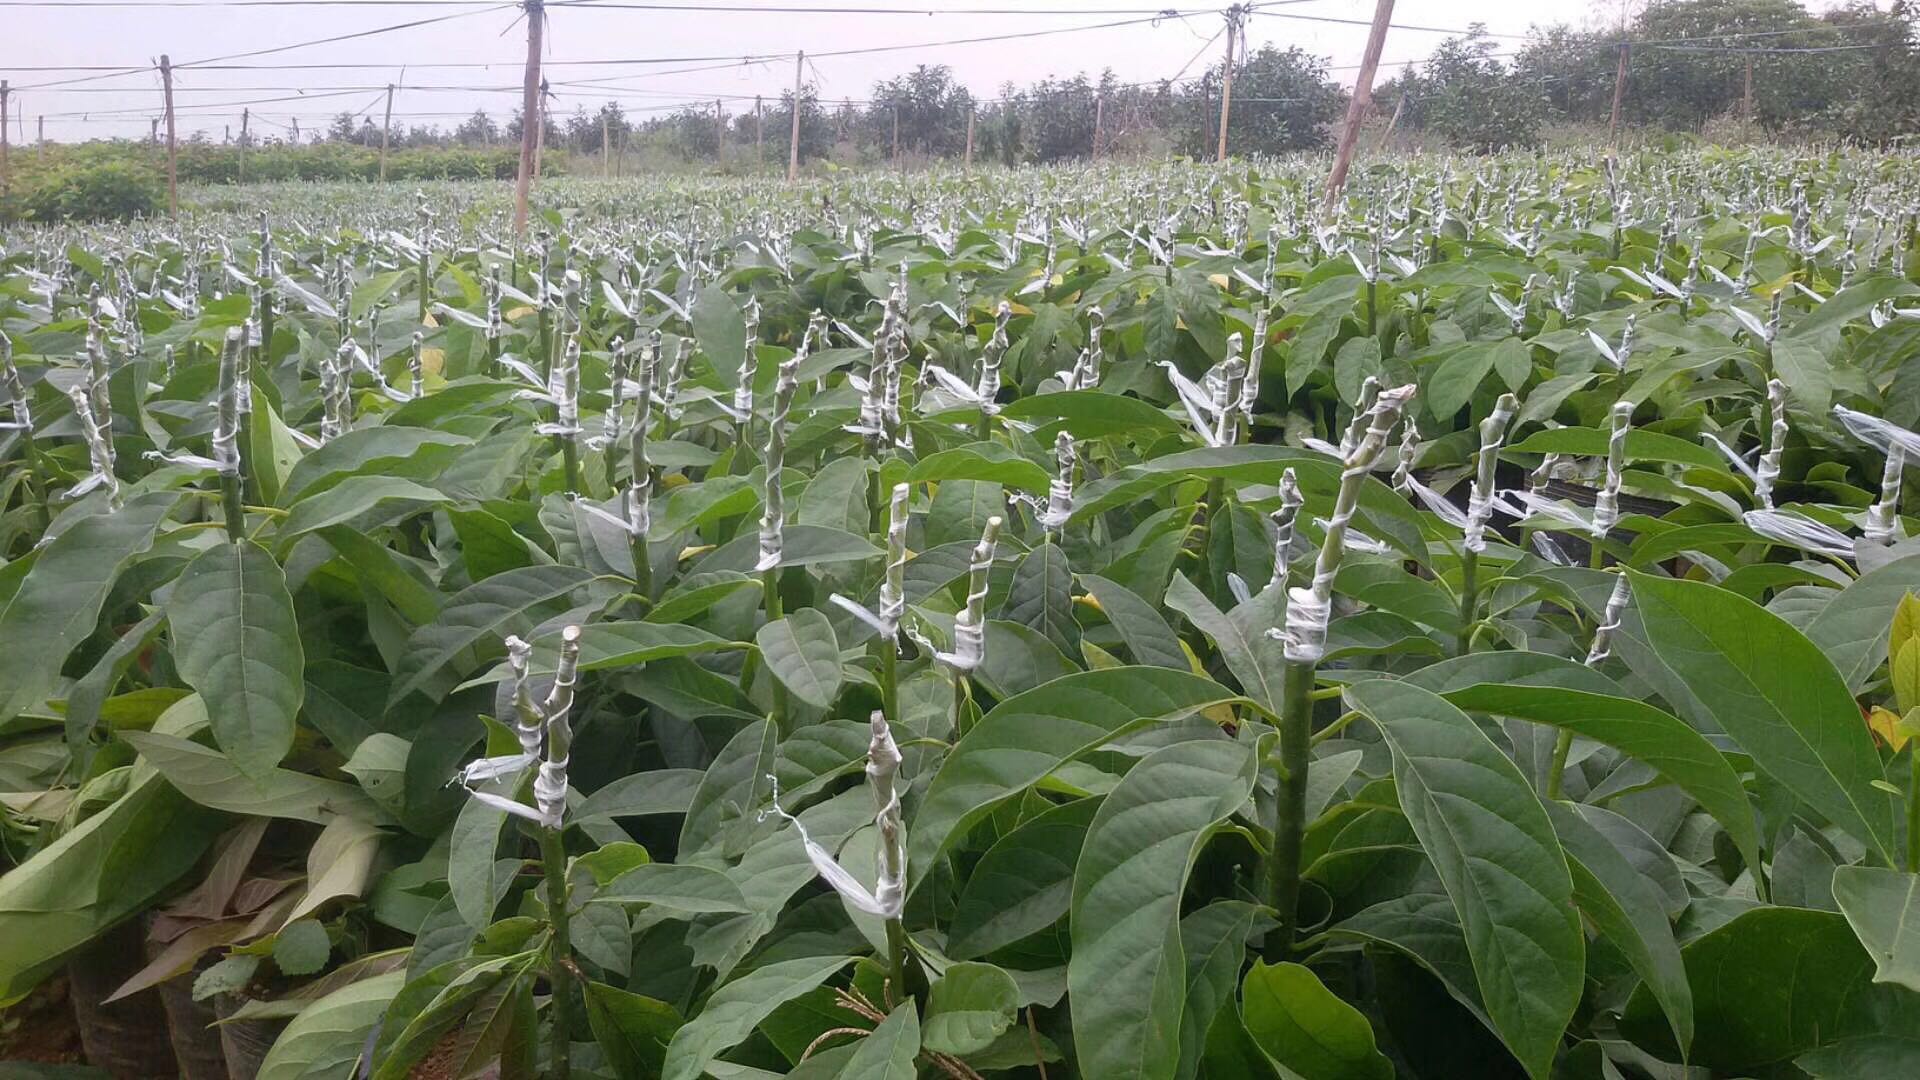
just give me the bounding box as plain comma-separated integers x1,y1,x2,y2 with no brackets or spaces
0,0,1861,143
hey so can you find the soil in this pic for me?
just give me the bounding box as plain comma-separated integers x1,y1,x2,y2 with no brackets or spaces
0,977,87,1064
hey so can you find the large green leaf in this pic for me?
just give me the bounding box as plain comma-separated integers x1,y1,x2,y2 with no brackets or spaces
1621,906,1920,1071
597,863,754,916
278,426,469,505
755,608,843,709
947,797,1098,960
256,971,404,1080
389,565,603,707
275,475,450,550
1080,574,1187,670
1804,552,1920,690
1799,1035,1920,1078
1003,542,1078,655
584,981,682,1079
1349,680,1582,1080
1505,426,1725,469
1164,570,1286,713
0,491,177,721
838,1002,920,1080
997,389,1182,438
694,283,748,389
462,621,744,686
1069,737,1259,1080
661,955,856,1080
909,442,1051,494
1239,961,1392,1080
1429,677,1761,878
921,961,1018,1056
1832,866,1920,994
908,667,1243,893
167,540,305,778
694,525,881,573
122,731,377,824
1546,802,1691,1056
1629,571,1897,863
1177,900,1261,1080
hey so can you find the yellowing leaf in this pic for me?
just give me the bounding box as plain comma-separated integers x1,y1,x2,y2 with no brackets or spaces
505,305,535,322
660,473,690,490
420,347,446,378
1896,639,1920,718
1868,706,1910,752
1892,592,1920,672
1073,594,1105,614
1207,273,1230,289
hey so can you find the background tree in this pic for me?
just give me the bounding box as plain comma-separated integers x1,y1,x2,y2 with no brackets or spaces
1186,45,1346,156
863,65,974,158
1418,30,1550,151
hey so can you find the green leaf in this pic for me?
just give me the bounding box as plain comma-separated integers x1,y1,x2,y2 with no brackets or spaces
462,621,744,687
122,731,376,823
909,667,1243,894
694,283,748,389
1832,866,1920,993
273,919,333,977
1081,574,1187,670
646,572,761,625
275,476,450,550
947,797,1098,960
577,768,703,823
1069,738,1260,1080
0,491,177,721
1003,542,1078,655
1326,894,1486,1027
679,719,777,858
1629,571,1897,863
584,981,682,1078
1805,552,1920,691
909,442,1052,494
922,961,1018,1056
166,540,305,778
1349,680,1582,1080
755,608,843,709
661,955,856,1080
838,1001,920,1080
1177,900,1261,1080
194,954,262,1000
796,457,871,534
1426,341,1497,419
998,390,1182,438
1426,675,1762,880
246,389,305,506
1546,802,1691,1056
63,608,165,754
1239,960,1393,1080
279,427,469,505
256,970,404,1080
448,792,514,930
694,525,881,573
597,863,753,915
1799,1035,1920,1078
1165,570,1286,713
1505,427,1725,470
390,565,602,706
1621,906,1920,1071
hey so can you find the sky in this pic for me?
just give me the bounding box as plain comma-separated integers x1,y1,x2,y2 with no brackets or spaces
0,0,1864,143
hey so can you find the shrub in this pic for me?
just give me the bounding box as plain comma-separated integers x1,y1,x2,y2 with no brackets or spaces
22,161,164,222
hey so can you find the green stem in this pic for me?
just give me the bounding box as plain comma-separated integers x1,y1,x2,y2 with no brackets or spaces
884,917,910,1008
953,676,971,738
1265,657,1317,960
630,533,652,602
877,637,900,728
1908,749,1919,874
1310,709,1361,746
763,566,789,728
1456,549,1479,657
560,436,580,495
220,472,246,542
1545,730,1574,800
536,826,575,1080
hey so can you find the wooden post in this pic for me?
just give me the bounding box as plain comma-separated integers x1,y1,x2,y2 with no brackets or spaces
1742,54,1753,130
534,78,548,179
0,82,10,208
292,117,300,143
379,83,395,182
160,54,178,219
239,107,249,183
1215,6,1239,162
1376,91,1406,150
1093,92,1104,159
714,98,724,163
512,0,544,236
1607,42,1629,150
964,107,974,171
1322,0,1394,208
37,115,44,163
601,109,610,177
754,94,763,165
891,105,900,168
787,50,803,182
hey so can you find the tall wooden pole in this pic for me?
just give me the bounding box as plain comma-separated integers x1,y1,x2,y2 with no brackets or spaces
292,117,300,144
964,107,975,171
1093,92,1104,159
1215,7,1239,162
534,79,548,179
239,107,249,183
787,51,803,182
754,95,764,165
1,82,10,209
602,109,610,177
160,55,178,219
714,98,724,163
1742,54,1753,130
379,83,395,182
512,0,544,237
1607,42,1629,150
891,105,900,169
1322,0,1394,209
37,115,44,163
1376,90,1406,150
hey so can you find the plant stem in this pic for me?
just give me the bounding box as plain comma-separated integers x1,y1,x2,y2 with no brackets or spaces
1908,749,1919,873
1265,656,1317,960
1545,730,1574,800
884,916,909,1007
536,825,575,1080
877,637,900,728
220,473,246,542
763,566,789,727
560,436,580,495
1456,549,1478,657
952,676,970,738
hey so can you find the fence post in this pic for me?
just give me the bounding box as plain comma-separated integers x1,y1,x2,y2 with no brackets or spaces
1323,0,1394,209
380,83,395,182
160,55,178,219
1215,6,1241,162
965,107,975,170
1607,42,1629,150
512,0,544,236
787,51,803,182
